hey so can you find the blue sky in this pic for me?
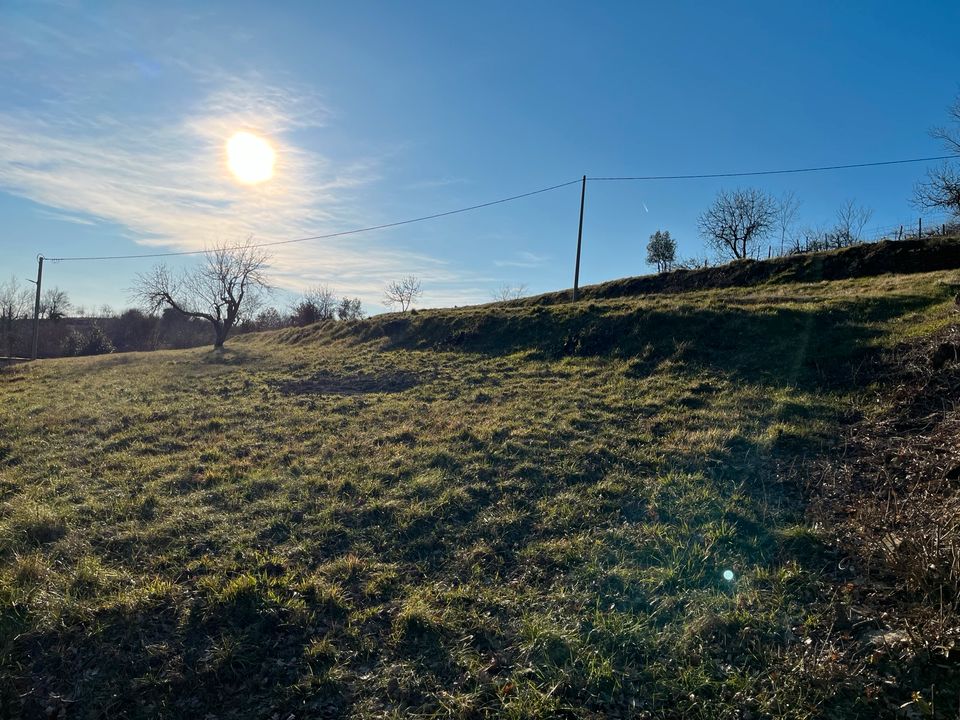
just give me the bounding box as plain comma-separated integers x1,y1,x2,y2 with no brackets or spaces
1,1,958,314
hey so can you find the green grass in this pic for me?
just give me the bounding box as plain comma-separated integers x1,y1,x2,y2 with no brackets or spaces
1,271,957,718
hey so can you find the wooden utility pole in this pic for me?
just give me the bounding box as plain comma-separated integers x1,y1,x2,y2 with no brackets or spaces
30,256,43,360
918,217,923,240
572,175,586,301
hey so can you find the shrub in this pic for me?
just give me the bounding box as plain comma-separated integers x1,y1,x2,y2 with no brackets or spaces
61,324,115,356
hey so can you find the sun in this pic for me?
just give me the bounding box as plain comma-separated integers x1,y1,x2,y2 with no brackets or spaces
226,131,275,184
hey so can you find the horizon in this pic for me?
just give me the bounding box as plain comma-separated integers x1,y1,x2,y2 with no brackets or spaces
1,1,959,314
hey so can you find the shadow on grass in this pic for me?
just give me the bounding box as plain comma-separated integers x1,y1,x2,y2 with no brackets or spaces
11,575,354,720
269,369,425,396
8,291,947,718
368,292,942,391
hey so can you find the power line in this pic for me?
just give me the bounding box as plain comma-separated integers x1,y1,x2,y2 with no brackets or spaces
46,178,584,261
44,153,957,262
588,154,957,181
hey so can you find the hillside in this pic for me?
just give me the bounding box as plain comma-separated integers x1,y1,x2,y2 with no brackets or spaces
2,253,960,718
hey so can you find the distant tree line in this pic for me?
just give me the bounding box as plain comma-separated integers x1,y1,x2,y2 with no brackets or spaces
0,267,372,359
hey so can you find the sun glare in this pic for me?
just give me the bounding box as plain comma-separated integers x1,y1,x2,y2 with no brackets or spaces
226,131,275,184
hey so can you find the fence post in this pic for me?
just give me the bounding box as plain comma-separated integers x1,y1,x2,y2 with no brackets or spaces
572,175,586,302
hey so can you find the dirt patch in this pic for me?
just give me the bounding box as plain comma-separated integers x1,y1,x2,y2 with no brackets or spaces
270,370,424,396
803,320,960,712
812,322,960,599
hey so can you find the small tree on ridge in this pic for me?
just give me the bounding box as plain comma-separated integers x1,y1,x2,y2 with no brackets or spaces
698,188,777,261
646,230,676,273
384,276,422,312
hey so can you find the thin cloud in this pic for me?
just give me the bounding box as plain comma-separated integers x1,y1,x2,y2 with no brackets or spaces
0,12,502,311
0,81,493,309
404,176,470,191
493,250,550,268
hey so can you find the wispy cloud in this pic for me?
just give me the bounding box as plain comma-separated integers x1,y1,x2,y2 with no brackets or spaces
493,250,550,268
404,176,470,191
0,12,494,310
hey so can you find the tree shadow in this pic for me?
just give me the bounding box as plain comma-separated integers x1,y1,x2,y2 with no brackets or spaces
269,369,425,396
372,291,942,391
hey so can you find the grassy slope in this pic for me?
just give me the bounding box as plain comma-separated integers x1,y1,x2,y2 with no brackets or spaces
1,271,958,719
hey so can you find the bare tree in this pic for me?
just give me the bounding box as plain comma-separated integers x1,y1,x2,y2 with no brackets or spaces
916,165,960,218
645,230,676,272
776,191,801,255
698,188,778,261
832,199,873,248
40,287,71,321
290,285,341,326
383,275,422,312
915,95,960,218
0,276,32,357
306,284,337,321
132,242,270,348
491,283,528,301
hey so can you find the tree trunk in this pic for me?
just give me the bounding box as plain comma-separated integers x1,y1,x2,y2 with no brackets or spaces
211,320,228,349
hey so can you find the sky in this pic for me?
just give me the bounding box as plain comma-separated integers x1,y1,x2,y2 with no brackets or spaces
1,0,958,315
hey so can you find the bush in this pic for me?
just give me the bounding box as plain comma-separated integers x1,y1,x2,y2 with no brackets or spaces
61,324,115,356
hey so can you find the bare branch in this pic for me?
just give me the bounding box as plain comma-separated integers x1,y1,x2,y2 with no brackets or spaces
491,283,528,302
776,191,802,255
698,188,778,261
914,95,960,217
383,275,423,312
129,241,271,348
833,199,873,247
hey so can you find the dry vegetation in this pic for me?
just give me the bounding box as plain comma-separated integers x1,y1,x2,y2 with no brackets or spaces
2,265,959,718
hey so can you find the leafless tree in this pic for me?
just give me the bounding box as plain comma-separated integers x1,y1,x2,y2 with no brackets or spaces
915,95,960,218
40,287,71,321
132,242,271,348
0,275,32,357
305,284,338,321
776,191,801,255
698,188,778,261
383,275,422,312
491,283,528,301
290,286,364,324
832,199,873,248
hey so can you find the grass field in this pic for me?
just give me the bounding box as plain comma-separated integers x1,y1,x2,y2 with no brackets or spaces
2,270,958,719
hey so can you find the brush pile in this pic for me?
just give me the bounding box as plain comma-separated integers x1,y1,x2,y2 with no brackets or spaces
811,322,960,675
